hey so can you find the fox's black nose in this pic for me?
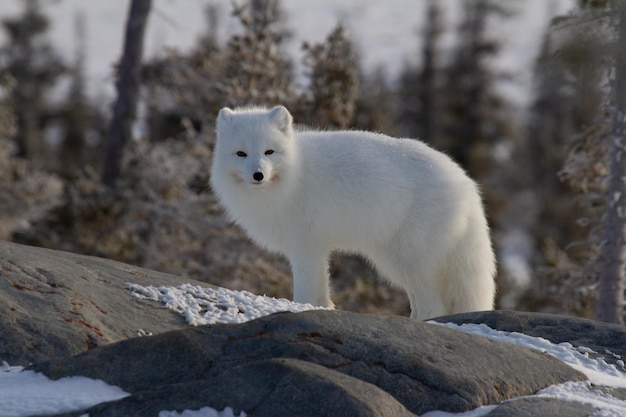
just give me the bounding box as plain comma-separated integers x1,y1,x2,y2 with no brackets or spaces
253,172,264,182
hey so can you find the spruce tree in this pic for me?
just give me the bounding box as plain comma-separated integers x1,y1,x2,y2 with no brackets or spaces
397,0,443,141
59,12,88,178
556,0,626,321
0,0,65,158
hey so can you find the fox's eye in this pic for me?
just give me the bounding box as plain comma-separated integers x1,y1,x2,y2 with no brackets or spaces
264,150,274,155
236,151,247,157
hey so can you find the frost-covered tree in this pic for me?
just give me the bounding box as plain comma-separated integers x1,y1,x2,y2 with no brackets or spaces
557,0,626,323
596,0,626,324
142,0,293,132
296,24,359,129
223,0,293,107
520,4,606,316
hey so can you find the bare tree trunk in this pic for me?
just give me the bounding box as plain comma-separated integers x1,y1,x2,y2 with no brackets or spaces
101,0,151,186
596,0,626,324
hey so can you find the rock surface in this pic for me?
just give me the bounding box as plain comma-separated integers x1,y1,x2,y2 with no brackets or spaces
3,241,625,417
55,358,418,417
33,309,585,416
0,240,209,366
484,397,597,417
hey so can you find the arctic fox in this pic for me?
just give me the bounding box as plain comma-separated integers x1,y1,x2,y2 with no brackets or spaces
211,105,496,319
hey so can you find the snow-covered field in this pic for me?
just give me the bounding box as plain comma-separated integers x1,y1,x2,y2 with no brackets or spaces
2,282,626,417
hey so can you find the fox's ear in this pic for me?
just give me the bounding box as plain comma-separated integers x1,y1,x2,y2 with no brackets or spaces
217,107,235,129
268,106,293,135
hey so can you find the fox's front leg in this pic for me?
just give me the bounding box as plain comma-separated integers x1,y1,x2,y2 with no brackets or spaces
289,249,334,308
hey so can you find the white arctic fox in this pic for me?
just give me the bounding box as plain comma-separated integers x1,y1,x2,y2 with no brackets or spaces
211,105,496,319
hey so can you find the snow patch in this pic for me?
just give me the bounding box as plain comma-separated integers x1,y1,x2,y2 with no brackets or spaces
0,363,129,417
126,282,330,326
537,381,626,415
159,406,247,417
422,404,497,417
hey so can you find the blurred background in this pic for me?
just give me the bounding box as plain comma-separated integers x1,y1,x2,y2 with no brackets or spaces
0,0,622,319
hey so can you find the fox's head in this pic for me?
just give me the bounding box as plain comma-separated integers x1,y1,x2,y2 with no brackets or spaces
212,106,296,190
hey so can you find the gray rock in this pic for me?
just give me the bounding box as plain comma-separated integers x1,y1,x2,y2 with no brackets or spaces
485,397,597,417
54,358,417,417
2,242,606,416
0,240,210,366
32,309,586,416
433,310,626,368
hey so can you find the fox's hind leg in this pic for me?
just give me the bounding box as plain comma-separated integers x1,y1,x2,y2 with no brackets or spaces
368,247,446,320
408,290,447,320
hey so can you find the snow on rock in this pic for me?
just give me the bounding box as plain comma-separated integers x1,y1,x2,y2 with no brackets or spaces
159,406,247,417
0,360,245,417
430,321,626,416
0,363,128,417
431,321,626,388
422,404,498,417
536,381,626,415
126,282,330,325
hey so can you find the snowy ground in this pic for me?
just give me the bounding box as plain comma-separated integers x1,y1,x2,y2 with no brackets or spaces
2,283,626,417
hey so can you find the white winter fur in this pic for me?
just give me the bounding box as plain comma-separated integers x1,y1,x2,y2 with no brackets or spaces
211,105,496,319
